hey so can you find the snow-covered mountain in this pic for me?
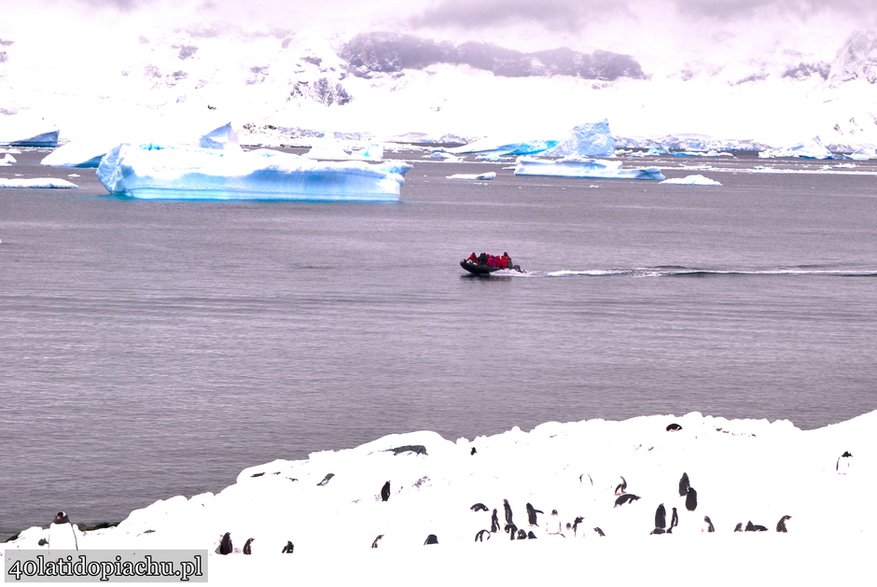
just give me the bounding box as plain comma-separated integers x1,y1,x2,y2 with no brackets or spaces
1,3,875,152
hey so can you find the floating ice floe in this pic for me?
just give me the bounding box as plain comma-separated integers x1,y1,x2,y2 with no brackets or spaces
0,178,78,189
96,143,412,201
539,120,616,158
446,172,496,180
514,156,665,180
0,153,16,166
0,121,60,147
660,174,722,186
758,137,835,159
427,151,463,161
40,140,111,168
304,138,384,162
451,120,615,159
42,122,243,169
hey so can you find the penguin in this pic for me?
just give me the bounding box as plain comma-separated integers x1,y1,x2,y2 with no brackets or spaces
47,512,81,552
517,529,528,540
734,522,743,532
745,521,767,532
593,527,606,537
678,472,690,497
424,534,439,545
243,538,254,555
685,487,698,511
836,451,853,474
546,510,562,535
380,481,390,502
503,499,514,526
475,529,491,542
572,516,584,536
670,507,679,531
218,532,233,555
666,423,682,431
471,447,477,455
371,535,383,548
526,503,543,526
470,503,489,512
655,503,666,530
504,524,518,540
704,515,715,533
281,541,295,553
650,528,665,535
526,531,537,539
776,515,791,533
614,493,640,507
317,473,335,486
614,476,628,495
490,509,500,533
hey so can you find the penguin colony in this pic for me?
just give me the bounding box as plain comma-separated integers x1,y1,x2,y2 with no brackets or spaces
34,432,855,556
199,428,806,554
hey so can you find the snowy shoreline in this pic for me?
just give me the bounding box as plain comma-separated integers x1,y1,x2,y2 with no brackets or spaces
4,410,875,584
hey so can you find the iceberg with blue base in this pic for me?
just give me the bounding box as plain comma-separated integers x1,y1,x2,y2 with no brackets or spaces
514,156,664,180
97,143,412,201
540,120,616,158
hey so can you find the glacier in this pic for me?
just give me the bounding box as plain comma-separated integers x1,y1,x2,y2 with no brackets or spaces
514,156,665,180
96,143,412,201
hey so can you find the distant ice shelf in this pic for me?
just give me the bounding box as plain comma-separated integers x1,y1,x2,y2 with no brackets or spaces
514,156,665,180
96,143,412,202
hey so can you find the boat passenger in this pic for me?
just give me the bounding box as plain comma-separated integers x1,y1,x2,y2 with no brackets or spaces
467,252,478,263
501,252,511,268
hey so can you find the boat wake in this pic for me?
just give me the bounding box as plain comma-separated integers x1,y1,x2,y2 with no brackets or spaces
541,265,877,278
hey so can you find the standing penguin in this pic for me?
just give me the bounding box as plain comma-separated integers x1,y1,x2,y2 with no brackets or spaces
217,532,233,555
490,509,500,533
670,507,679,532
47,512,81,552
525,503,543,526
836,451,853,474
678,472,690,497
654,503,667,530
503,499,514,526
776,515,792,533
380,481,391,502
703,516,715,533
547,510,562,535
685,487,698,511
243,538,254,555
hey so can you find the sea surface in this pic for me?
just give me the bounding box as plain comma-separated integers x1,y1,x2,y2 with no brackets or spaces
2,147,876,536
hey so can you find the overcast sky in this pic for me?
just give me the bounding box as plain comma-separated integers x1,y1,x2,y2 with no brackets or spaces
5,0,873,72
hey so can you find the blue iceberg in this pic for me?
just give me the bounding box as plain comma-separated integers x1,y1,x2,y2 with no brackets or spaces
540,120,616,158
44,122,243,169
0,128,59,147
514,156,664,180
451,119,616,158
97,143,412,202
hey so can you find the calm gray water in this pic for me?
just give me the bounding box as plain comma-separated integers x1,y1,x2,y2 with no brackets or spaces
2,148,876,536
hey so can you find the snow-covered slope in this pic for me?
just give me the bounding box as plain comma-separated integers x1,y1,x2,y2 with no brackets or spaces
1,3,875,152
